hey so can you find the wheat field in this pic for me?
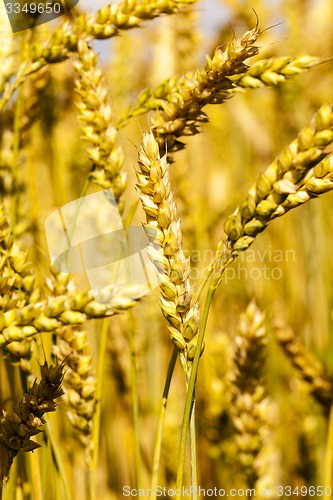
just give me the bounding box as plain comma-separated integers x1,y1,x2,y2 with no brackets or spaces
0,0,333,499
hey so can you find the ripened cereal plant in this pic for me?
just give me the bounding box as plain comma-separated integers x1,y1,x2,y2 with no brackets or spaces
0,0,333,498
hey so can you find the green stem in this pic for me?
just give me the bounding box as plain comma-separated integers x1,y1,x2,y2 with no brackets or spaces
124,200,139,228
127,309,142,489
195,241,231,302
151,347,178,499
90,318,109,500
189,387,198,500
176,286,216,499
324,404,333,499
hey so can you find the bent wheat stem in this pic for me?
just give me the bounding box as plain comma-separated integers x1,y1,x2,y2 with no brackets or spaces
189,387,197,500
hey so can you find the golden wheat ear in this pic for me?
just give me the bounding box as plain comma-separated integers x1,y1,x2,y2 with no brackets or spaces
137,131,200,375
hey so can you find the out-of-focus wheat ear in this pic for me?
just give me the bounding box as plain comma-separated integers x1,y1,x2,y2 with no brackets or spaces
137,131,200,375
274,321,333,413
224,101,333,256
0,360,64,482
0,203,39,372
48,270,96,464
229,301,269,490
52,326,96,463
0,0,199,111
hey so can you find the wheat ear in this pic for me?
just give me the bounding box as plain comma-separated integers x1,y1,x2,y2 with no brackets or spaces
150,25,260,155
137,131,200,374
48,270,96,462
73,40,125,207
230,301,269,489
118,55,320,128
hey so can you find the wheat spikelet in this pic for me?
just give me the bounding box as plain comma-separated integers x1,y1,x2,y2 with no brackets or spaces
137,131,200,374
228,55,321,89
